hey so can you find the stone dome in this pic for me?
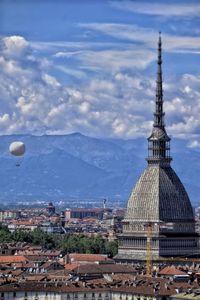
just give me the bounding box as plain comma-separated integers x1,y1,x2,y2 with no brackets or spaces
125,165,194,223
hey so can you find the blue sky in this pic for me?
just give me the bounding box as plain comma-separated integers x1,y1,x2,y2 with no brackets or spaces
0,0,200,148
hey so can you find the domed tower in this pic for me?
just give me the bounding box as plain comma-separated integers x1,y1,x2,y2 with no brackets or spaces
46,202,55,215
115,34,199,262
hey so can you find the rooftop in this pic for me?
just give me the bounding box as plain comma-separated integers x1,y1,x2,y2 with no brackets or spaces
0,255,27,264
159,266,187,276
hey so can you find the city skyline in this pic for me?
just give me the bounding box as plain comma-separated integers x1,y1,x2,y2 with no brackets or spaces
0,0,200,149
0,2,200,289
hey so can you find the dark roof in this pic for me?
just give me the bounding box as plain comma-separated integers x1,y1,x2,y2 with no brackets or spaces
75,263,136,275
0,276,196,297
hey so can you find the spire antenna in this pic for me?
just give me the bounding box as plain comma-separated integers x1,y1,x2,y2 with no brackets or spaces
154,31,164,128
147,33,172,166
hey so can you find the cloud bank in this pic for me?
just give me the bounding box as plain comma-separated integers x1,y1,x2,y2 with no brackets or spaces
0,35,200,148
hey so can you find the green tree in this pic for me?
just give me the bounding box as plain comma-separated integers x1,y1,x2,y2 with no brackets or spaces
0,224,12,243
0,225,118,256
105,240,118,257
12,229,33,243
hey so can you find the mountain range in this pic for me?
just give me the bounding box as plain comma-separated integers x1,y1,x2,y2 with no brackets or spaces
0,133,199,207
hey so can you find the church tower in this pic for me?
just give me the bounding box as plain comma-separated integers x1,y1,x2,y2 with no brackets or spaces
115,34,199,262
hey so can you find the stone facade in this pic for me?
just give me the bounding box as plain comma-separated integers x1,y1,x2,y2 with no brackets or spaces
0,289,172,300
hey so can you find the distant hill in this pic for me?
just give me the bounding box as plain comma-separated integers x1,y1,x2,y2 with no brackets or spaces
0,133,199,206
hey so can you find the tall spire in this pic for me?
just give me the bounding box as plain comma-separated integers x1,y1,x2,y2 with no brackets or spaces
154,32,164,128
147,33,172,166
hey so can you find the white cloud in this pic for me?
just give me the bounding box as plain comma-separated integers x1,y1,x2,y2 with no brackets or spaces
188,140,200,148
165,97,188,115
77,49,155,72
79,102,90,114
54,51,83,58
1,36,30,59
54,48,155,73
110,1,200,17
164,74,200,139
55,65,86,79
0,113,10,128
79,23,200,52
42,74,61,87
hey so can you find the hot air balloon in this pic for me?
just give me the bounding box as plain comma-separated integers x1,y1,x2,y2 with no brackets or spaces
9,141,26,166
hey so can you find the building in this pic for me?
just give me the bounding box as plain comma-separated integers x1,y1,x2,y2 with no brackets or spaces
64,253,112,265
0,245,200,299
46,202,56,215
115,34,199,262
171,292,200,300
0,276,199,300
0,278,185,300
8,220,40,232
65,208,111,221
0,210,20,223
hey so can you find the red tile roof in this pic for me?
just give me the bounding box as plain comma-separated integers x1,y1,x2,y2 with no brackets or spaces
0,255,27,264
69,253,108,262
64,263,79,271
159,266,187,276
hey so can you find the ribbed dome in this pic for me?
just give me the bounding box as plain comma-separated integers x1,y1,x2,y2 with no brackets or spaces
125,165,194,223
